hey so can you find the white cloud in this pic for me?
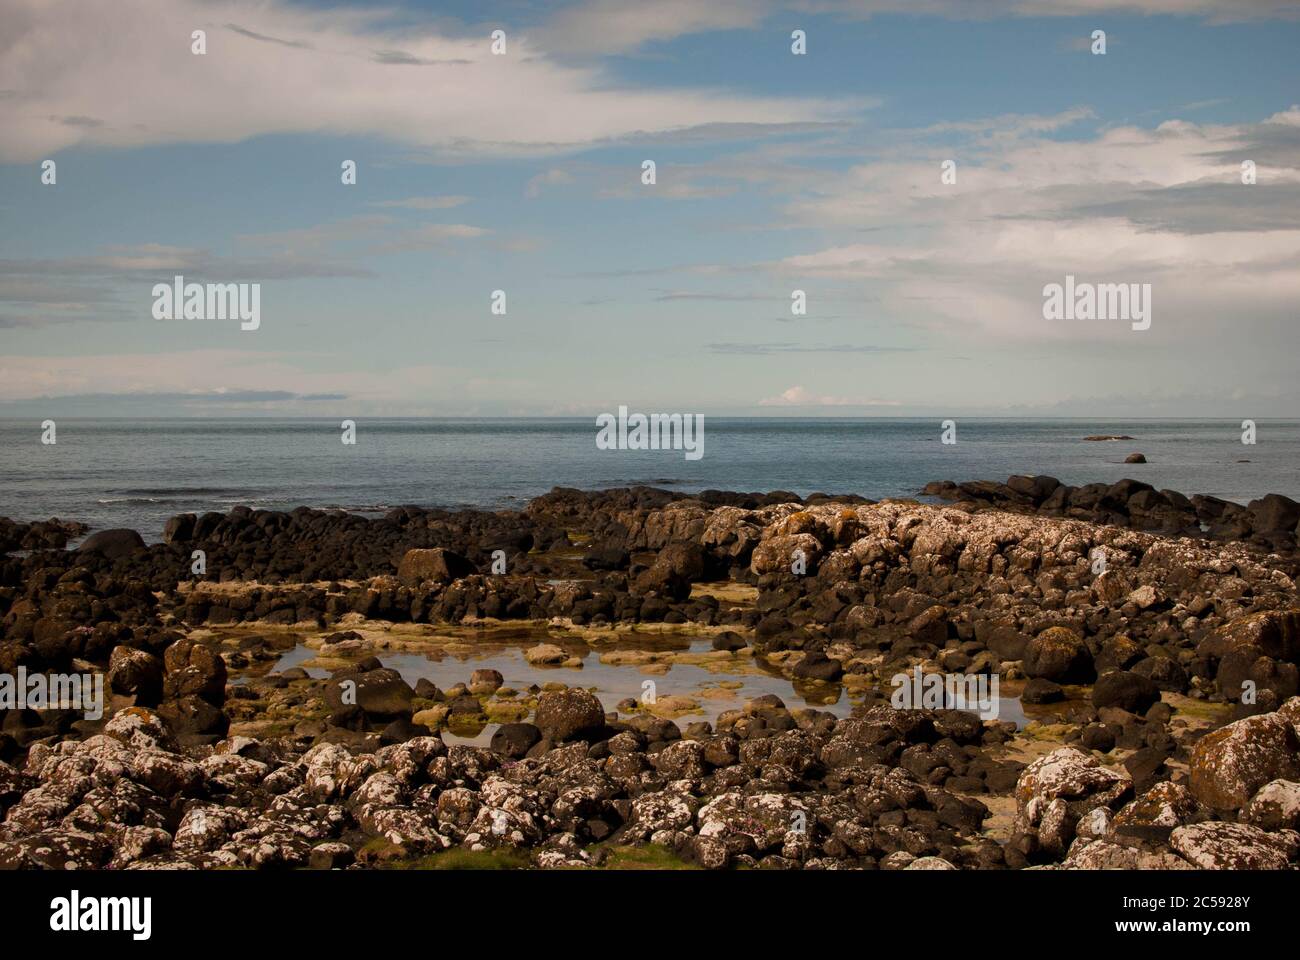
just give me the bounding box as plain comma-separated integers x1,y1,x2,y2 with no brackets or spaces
501,0,1300,60
758,384,902,406
525,168,574,198
803,1,1300,22
0,0,848,163
532,0,771,55
371,196,471,210
770,108,1300,342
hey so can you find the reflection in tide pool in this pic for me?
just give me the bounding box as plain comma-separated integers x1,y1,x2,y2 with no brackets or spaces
271,634,1029,747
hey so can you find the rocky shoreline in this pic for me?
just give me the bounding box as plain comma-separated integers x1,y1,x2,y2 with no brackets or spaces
2,478,1299,870
922,474,1300,551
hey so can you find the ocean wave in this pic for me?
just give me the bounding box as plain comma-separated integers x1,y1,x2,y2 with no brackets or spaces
122,486,251,496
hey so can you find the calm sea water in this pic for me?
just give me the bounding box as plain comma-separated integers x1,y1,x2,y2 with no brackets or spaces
1,418,1295,542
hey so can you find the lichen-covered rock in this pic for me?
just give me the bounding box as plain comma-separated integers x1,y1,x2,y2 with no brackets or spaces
107,646,164,704
129,749,203,797
696,792,811,863
199,753,270,791
173,805,246,852
534,688,605,742
1169,821,1296,870
523,643,566,665
1199,609,1300,701
1188,712,1300,812
906,855,957,870
323,668,413,718
1112,781,1200,840
103,707,177,752
1279,695,1300,732
651,739,708,780
1023,627,1093,683
396,547,473,585
357,806,451,853
1242,779,1300,831
1015,748,1132,856
0,829,111,869
302,743,377,802
1063,838,1193,870
106,825,172,868
750,533,823,576
626,786,700,841
162,636,228,704
1016,749,1131,821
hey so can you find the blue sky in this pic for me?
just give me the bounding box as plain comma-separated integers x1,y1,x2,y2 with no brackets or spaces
2,0,1299,417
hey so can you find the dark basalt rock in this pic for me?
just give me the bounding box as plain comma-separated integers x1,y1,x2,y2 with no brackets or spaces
323,667,414,719
491,722,542,759
535,688,606,742
76,528,146,560
920,475,1300,549
1020,678,1064,704
792,651,843,682
1091,670,1162,714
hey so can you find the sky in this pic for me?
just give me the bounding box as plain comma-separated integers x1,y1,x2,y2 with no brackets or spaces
1,0,1299,418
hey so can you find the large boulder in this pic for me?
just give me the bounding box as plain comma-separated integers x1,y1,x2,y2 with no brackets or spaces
324,667,414,718
469,669,503,695
76,528,145,560
1130,655,1188,692
750,533,823,576
490,722,542,759
1015,749,1132,818
163,514,196,544
524,643,566,665
581,544,630,571
1242,779,1300,831
1197,609,1300,701
695,792,811,866
534,688,605,742
1111,781,1200,841
1014,748,1131,855
1091,670,1161,714
396,548,474,586
162,637,227,704
1064,839,1193,870
1006,474,1061,502
157,695,229,738
652,542,707,581
792,651,843,682
107,645,164,705
1169,822,1294,870
1023,627,1093,683
631,564,691,602
1247,494,1300,534
1188,712,1300,812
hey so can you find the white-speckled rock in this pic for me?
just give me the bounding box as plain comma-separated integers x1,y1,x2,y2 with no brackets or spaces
1242,779,1300,831
1170,821,1295,869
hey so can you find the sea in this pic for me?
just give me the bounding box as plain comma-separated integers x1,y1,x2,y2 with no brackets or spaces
1,418,1295,543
